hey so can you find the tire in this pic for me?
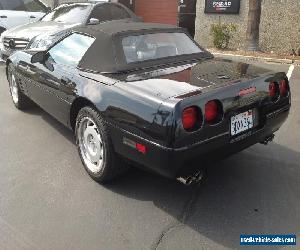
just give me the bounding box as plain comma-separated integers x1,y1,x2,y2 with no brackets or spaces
0,27,5,36
7,64,32,110
75,106,128,183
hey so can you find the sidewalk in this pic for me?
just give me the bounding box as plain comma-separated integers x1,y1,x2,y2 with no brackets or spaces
208,49,300,66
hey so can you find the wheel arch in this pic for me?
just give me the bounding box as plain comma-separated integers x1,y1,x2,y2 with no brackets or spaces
70,97,97,131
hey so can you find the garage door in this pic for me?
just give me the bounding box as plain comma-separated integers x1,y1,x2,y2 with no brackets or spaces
135,0,178,25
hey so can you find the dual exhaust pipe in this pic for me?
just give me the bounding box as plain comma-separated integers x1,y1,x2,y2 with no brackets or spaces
177,133,275,185
177,170,205,186
260,134,275,145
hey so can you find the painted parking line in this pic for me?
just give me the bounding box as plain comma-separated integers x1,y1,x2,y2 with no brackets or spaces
286,65,295,80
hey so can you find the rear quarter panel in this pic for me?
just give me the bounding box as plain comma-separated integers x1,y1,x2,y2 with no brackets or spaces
72,71,176,148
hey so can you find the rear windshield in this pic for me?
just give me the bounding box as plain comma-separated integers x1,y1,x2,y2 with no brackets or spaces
122,32,202,63
41,4,91,23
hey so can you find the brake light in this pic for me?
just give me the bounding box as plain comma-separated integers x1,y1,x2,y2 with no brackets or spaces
279,79,288,96
269,82,278,98
182,107,199,131
205,100,218,123
136,143,147,154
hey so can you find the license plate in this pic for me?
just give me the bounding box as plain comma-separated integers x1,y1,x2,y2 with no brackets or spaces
231,110,254,136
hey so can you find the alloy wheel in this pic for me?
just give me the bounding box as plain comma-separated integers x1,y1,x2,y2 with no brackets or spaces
77,117,105,174
9,74,19,104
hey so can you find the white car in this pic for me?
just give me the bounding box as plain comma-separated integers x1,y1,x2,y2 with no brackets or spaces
0,1,139,61
0,0,49,33
0,0,49,60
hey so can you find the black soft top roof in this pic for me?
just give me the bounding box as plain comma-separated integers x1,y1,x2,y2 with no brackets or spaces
74,20,178,37
74,20,211,73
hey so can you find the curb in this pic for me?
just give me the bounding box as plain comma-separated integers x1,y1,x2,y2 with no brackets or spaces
211,52,300,66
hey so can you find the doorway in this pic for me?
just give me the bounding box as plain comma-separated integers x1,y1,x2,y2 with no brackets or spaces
178,0,197,37
118,0,135,11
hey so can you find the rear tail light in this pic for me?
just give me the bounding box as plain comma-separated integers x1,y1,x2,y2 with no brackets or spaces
205,100,223,124
269,82,278,99
279,79,289,96
182,107,201,131
136,143,147,154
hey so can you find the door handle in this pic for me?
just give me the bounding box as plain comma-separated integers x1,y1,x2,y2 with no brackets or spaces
0,15,7,18
30,15,36,18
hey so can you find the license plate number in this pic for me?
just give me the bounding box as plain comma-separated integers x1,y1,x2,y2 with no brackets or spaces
231,110,254,136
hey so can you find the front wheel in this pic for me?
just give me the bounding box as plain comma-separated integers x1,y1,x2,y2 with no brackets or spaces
75,106,128,183
7,65,32,110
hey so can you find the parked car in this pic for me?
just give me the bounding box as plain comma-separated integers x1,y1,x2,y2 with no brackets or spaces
0,1,139,61
6,21,291,184
0,0,50,59
0,0,49,34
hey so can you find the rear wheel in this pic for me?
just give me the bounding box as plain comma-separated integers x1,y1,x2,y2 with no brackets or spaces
7,64,32,110
75,106,128,183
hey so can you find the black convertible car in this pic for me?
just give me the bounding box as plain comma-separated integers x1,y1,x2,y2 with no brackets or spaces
6,21,291,184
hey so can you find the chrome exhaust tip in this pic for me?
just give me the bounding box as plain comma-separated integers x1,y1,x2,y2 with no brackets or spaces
260,134,275,145
177,170,205,186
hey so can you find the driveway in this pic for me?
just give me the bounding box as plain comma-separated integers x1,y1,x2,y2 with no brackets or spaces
0,61,299,250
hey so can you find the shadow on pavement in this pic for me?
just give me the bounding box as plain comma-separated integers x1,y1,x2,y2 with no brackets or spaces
22,105,75,144
105,143,300,249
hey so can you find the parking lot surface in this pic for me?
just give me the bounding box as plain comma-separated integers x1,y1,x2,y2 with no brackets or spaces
0,61,299,250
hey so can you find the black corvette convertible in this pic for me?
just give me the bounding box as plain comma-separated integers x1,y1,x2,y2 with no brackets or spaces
6,21,291,184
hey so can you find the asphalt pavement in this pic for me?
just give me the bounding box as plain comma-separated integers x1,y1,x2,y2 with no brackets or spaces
0,61,299,250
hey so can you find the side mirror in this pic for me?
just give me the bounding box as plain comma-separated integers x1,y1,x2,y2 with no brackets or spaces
88,18,100,25
31,51,46,64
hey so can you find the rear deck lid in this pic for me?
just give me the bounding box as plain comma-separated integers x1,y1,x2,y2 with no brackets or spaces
112,58,274,100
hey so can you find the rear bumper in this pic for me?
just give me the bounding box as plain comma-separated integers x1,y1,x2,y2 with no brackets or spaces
110,105,290,179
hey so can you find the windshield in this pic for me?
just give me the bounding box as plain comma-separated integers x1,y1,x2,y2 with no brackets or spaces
122,32,202,63
41,4,91,23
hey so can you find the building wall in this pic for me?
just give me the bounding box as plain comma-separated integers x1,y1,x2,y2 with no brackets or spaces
195,0,300,54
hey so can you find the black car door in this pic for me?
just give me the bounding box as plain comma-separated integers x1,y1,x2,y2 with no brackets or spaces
26,33,95,126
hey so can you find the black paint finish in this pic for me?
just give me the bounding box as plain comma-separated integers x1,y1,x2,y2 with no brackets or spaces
7,26,291,179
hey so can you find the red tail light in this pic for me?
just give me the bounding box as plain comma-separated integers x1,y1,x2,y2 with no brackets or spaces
205,100,219,123
182,107,199,131
269,82,278,98
136,143,147,154
279,79,288,96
